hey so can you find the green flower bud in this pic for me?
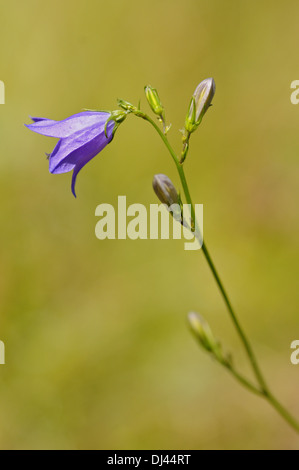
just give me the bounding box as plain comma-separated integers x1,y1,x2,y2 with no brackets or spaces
188,312,232,367
145,85,164,117
184,78,216,134
188,312,216,351
152,174,179,207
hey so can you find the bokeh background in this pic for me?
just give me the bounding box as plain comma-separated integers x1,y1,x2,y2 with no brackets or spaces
0,0,298,450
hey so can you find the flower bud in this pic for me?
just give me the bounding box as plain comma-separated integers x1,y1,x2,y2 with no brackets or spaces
185,78,216,133
152,174,179,207
188,311,218,353
145,85,164,117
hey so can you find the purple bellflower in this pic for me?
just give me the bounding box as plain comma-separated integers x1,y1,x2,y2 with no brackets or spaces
26,111,120,197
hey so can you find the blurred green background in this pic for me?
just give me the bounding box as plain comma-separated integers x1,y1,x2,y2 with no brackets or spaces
0,0,298,450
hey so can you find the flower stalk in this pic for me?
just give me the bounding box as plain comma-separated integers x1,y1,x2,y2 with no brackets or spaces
130,89,299,434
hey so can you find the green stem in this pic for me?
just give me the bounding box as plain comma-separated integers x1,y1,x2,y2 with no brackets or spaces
222,362,263,397
265,392,299,432
135,111,181,169
133,109,299,433
200,241,268,392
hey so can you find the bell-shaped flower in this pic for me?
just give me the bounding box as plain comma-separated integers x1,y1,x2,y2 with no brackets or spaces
26,111,117,197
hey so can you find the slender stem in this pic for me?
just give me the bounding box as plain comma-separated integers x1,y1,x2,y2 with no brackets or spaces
134,109,299,433
137,111,266,387
265,392,299,432
178,158,268,391
134,111,181,169
200,242,268,391
222,362,263,397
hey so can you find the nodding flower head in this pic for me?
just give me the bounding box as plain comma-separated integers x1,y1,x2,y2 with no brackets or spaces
26,110,126,197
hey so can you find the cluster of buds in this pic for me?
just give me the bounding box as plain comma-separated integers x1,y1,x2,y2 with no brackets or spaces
123,79,215,147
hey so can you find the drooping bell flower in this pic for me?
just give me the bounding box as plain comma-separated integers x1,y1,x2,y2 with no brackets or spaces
26,111,126,197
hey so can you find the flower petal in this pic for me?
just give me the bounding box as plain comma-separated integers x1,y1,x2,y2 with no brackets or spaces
25,111,111,138
29,116,56,124
68,125,114,197
49,120,114,174
48,140,76,174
